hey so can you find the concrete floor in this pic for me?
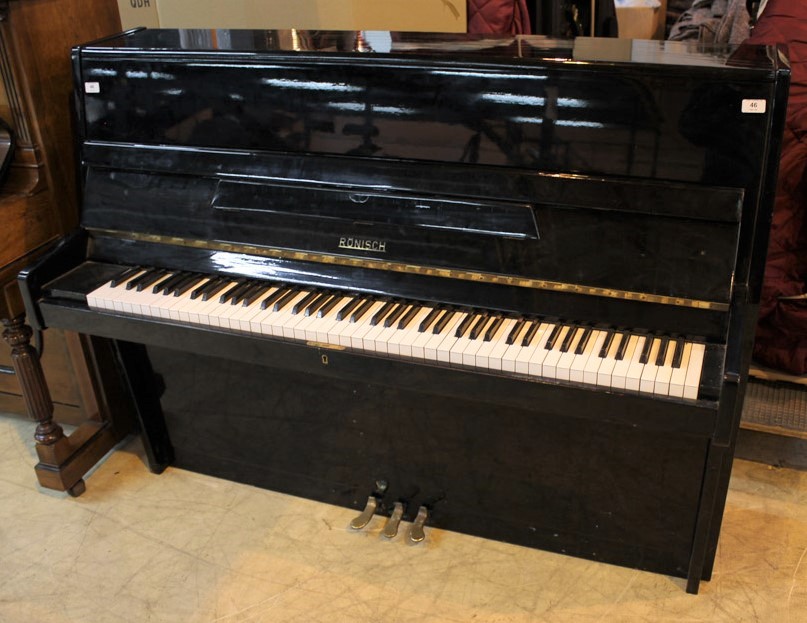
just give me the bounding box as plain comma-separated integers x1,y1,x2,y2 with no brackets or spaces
1,413,806,623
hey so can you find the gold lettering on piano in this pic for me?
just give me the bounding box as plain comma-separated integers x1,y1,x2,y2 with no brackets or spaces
338,237,387,253
90,229,730,312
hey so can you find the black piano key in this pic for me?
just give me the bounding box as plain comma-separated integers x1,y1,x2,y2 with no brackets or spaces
219,280,248,304
384,303,408,327
161,272,192,296
469,315,490,340
336,297,362,321
292,290,319,315
433,310,456,334
371,301,395,326
190,277,218,300
398,305,421,330
233,282,263,305
304,293,332,316
153,272,186,295
318,294,347,318
172,274,204,297
273,288,302,312
131,269,168,291
123,267,158,290
418,307,443,333
454,313,476,338
560,326,580,353
672,339,685,369
506,318,526,345
544,324,563,350
110,266,142,288
259,287,288,310
484,316,504,342
350,299,375,323
204,279,235,302
574,327,593,355
599,330,616,358
655,337,670,366
242,284,272,307
639,336,654,364
162,272,195,295
614,333,629,361
522,320,541,347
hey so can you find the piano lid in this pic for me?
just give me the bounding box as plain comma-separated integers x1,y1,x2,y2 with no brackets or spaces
80,29,782,73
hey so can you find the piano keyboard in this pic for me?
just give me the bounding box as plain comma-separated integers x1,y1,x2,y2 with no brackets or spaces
86,267,707,400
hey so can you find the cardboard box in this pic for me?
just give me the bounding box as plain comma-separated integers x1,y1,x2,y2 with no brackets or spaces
117,0,466,33
615,0,667,40
117,0,160,29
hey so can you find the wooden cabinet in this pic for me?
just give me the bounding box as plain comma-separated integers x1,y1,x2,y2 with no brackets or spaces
0,0,134,495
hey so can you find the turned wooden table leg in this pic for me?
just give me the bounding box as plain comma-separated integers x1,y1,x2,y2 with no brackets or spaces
2,316,62,442
2,315,85,496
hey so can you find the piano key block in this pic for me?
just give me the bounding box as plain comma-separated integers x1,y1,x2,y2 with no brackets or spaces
86,271,710,401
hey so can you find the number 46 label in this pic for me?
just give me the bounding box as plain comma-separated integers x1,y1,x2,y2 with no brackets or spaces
742,99,766,114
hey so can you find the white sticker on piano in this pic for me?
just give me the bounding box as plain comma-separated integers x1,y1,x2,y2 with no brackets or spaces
741,99,766,114
84,82,101,94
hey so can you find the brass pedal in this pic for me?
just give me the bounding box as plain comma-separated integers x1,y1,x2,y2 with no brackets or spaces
382,501,405,538
350,495,378,530
408,505,428,544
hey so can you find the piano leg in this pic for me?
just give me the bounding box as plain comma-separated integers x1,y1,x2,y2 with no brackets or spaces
1,316,130,496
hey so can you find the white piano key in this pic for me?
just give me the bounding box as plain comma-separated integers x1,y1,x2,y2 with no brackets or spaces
315,296,354,344
397,307,434,358
369,305,414,355
410,308,445,359
526,323,555,377
235,289,279,332
508,321,550,375
576,330,607,384
668,342,692,399
683,343,706,400
653,340,676,396
541,325,570,380
484,318,517,371
611,335,640,391
424,312,463,361
625,336,648,392
555,327,586,382
595,333,623,388
470,317,504,369
349,301,387,349
432,312,472,363
639,337,662,394
499,320,534,373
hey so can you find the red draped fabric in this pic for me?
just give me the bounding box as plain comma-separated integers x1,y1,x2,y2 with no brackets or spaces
467,0,532,34
748,0,807,374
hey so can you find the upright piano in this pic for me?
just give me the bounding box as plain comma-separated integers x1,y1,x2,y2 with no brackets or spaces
19,30,789,592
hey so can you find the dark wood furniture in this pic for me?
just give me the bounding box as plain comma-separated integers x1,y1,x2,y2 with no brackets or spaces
0,0,132,495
